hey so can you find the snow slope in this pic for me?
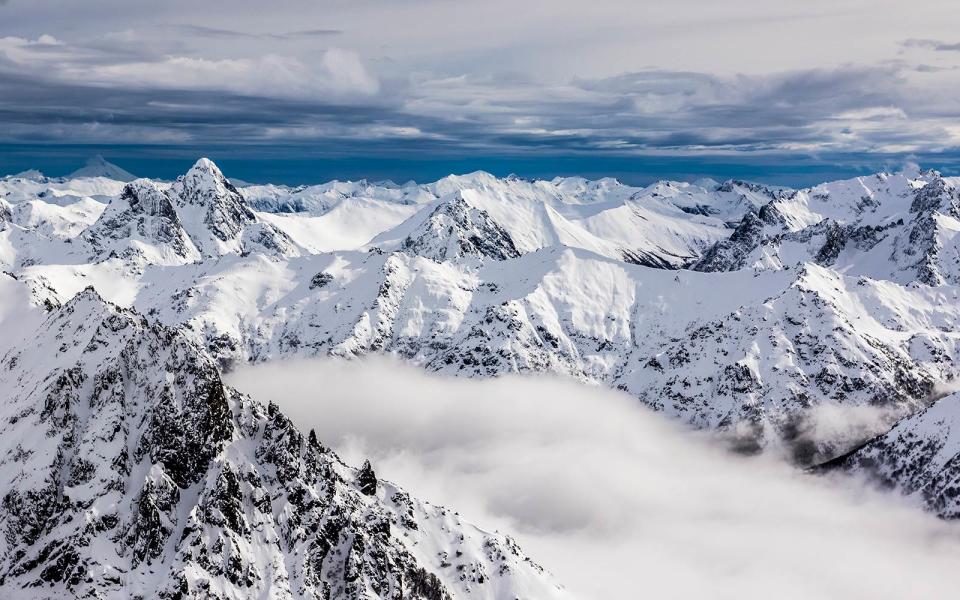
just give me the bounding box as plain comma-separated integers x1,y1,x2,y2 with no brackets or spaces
830,391,960,518
5,158,960,521
67,155,137,182
0,277,567,599
694,169,960,285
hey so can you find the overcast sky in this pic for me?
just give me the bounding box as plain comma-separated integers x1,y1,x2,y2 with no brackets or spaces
3,0,960,183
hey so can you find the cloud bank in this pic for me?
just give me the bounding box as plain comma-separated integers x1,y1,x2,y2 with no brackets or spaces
228,357,960,600
1,0,960,163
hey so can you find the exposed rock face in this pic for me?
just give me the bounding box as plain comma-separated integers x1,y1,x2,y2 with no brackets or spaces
357,461,378,496
309,272,334,290
82,179,201,265
895,177,960,286
172,159,256,225
401,194,522,263
691,211,767,272
169,158,299,259
828,391,960,519
693,170,960,285
0,287,566,599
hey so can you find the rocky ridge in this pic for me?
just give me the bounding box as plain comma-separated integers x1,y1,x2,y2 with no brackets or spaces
6,160,960,520
0,279,566,599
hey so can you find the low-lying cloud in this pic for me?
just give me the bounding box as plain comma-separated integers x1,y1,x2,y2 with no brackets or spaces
228,357,960,600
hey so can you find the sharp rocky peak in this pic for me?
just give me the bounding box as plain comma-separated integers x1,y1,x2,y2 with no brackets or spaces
172,158,248,209
82,180,200,265
79,160,298,262
400,192,522,263
162,158,297,258
121,179,178,218
0,285,566,599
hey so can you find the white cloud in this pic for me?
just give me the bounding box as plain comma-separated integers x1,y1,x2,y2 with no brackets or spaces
0,35,379,99
3,6,960,156
228,357,960,600
0,35,71,63
832,106,908,120
83,51,378,99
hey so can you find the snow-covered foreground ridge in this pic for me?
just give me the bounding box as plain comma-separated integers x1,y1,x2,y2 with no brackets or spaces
0,279,567,599
3,159,960,526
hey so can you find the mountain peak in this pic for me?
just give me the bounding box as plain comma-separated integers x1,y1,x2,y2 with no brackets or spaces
188,157,224,178
83,178,201,265
399,192,522,262
68,284,107,305
165,158,299,258
9,168,45,181
173,157,242,207
68,155,136,182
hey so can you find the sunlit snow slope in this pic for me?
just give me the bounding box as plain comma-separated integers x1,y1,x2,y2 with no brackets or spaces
4,157,960,522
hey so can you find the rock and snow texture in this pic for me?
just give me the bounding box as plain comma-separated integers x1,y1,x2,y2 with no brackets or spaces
6,158,960,520
396,192,523,263
0,279,567,599
5,159,301,268
168,159,299,259
830,391,960,519
82,179,201,265
692,169,960,285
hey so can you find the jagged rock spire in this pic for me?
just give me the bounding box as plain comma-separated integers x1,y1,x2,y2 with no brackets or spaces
172,157,247,209
166,158,298,258
357,459,377,496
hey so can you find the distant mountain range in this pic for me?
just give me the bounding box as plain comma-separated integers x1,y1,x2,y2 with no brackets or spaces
67,155,137,182
3,157,960,597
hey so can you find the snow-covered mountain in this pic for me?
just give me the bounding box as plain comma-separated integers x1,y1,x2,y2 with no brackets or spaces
691,168,960,285
0,275,567,599
82,179,202,265
828,390,960,519
4,157,960,531
168,159,299,260
67,155,136,182
244,170,741,268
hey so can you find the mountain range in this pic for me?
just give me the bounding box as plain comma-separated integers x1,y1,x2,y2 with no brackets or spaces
3,156,960,596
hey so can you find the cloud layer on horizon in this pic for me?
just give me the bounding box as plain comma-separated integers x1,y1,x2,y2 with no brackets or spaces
2,0,960,161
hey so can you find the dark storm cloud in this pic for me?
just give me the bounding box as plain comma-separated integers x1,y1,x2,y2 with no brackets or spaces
0,56,953,156
0,67,398,144
0,1,959,168
167,24,342,40
378,64,947,156
904,38,960,52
